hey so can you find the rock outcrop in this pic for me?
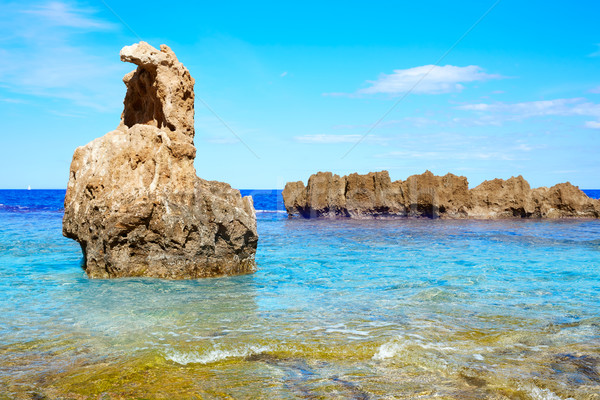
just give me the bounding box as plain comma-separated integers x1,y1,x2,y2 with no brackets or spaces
63,42,258,279
283,171,600,219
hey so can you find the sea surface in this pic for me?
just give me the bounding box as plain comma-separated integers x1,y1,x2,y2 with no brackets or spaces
1,189,599,399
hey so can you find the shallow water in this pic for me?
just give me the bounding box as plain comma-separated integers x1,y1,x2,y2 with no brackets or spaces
1,190,600,399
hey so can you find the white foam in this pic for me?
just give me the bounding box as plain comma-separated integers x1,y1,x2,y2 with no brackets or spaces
417,342,458,352
373,341,404,360
526,385,575,400
165,344,271,365
324,328,370,336
372,336,458,361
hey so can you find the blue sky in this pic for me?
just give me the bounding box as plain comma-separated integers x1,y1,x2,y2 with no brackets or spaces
1,0,599,189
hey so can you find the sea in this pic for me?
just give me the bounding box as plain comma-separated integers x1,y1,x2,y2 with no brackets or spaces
1,189,599,399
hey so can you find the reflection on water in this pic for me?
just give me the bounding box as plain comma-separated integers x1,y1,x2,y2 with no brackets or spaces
1,201,600,398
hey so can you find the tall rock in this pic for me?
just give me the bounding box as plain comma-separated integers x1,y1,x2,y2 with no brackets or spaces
63,42,258,279
283,170,600,219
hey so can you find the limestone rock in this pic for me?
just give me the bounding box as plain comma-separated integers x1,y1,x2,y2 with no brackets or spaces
63,42,258,279
283,170,600,219
470,175,537,218
534,182,600,218
282,171,406,218
401,171,470,218
345,171,405,217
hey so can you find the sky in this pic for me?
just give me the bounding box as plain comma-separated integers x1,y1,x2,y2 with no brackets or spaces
0,1,599,189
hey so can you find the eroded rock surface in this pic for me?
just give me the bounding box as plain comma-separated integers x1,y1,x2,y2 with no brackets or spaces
283,171,600,219
63,42,258,278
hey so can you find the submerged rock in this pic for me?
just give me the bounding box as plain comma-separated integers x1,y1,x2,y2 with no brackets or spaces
63,42,258,278
283,171,600,219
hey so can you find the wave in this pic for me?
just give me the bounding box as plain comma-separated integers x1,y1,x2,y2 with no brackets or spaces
525,385,575,400
0,204,29,212
373,335,458,361
0,205,64,213
255,210,287,214
164,344,272,365
324,327,370,337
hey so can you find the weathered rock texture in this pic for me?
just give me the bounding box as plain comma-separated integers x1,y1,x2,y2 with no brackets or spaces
283,171,600,219
63,42,258,279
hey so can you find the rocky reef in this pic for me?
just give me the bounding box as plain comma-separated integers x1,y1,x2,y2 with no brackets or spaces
283,170,600,219
63,42,258,279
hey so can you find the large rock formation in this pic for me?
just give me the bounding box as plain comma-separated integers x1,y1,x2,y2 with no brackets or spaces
283,171,600,219
63,42,258,279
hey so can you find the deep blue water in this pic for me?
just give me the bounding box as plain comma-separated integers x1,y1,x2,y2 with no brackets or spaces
584,189,600,199
1,189,597,213
1,189,600,398
0,189,285,213
240,189,285,212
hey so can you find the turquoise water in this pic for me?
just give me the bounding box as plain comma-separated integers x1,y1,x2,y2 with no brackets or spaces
1,190,600,399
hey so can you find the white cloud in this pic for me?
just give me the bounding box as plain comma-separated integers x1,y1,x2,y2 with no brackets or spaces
375,150,516,161
458,98,591,116
357,65,501,95
294,134,382,144
22,2,115,30
332,114,505,131
322,92,349,97
280,71,288,77
0,98,27,104
590,86,600,94
589,44,600,57
515,143,533,151
585,121,600,129
374,140,537,161
457,98,600,128
0,2,126,111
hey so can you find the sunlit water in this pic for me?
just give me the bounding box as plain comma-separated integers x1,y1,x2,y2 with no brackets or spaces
1,190,599,399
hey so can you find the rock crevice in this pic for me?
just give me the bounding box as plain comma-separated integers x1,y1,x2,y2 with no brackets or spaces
283,170,600,219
